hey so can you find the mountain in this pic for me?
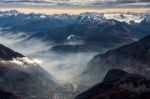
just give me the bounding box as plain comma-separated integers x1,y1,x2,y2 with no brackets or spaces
0,44,23,60
50,20,136,53
0,44,59,99
0,11,147,40
0,11,140,53
0,11,149,32
82,35,150,85
75,69,150,99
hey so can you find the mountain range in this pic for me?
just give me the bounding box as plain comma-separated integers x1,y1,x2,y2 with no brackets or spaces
1,11,150,53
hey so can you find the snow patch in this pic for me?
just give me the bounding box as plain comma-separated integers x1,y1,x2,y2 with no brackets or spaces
40,15,47,19
67,35,75,40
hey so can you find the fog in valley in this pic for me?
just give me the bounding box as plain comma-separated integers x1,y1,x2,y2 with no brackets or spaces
0,29,97,83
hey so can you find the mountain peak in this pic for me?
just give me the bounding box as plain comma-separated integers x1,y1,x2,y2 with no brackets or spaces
0,44,23,60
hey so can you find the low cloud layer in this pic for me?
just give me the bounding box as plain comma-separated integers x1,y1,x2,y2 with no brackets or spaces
0,29,97,82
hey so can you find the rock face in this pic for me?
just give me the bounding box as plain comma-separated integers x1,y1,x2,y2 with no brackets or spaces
83,35,150,84
0,44,58,99
75,69,150,99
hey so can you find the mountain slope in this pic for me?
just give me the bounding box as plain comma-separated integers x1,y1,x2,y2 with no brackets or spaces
75,69,150,99
0,44,58,99
82,35,150,85
0,83,21,99
0,44,23,60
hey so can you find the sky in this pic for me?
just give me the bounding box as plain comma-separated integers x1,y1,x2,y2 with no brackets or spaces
1,0,150,4
0,0,150,14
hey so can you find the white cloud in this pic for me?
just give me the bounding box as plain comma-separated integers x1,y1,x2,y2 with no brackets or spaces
1,57,43,66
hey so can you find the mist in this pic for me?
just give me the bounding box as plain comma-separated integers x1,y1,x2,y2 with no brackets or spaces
34,51,97,82
0,29,97,83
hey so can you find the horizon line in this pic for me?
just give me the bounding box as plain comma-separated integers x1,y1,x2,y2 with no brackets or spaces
0,7,150,15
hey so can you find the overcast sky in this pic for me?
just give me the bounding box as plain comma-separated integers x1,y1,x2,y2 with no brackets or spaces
1,0,150,5
0,0,150,14
0,0,150,8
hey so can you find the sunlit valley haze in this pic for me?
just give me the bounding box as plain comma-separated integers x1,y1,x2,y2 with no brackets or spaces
0,0,150,99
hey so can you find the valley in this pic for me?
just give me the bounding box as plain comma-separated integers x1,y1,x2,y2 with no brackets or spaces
0,10,150,99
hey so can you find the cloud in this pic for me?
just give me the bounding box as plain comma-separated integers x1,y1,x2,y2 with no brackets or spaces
0,0,150,9
10,57,43,65
49,0,150,5
36,52,97,81
0,57,42,66
1,0,150,5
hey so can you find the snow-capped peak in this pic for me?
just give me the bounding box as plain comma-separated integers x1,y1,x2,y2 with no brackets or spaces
104,13,144,24
0,10,150,24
